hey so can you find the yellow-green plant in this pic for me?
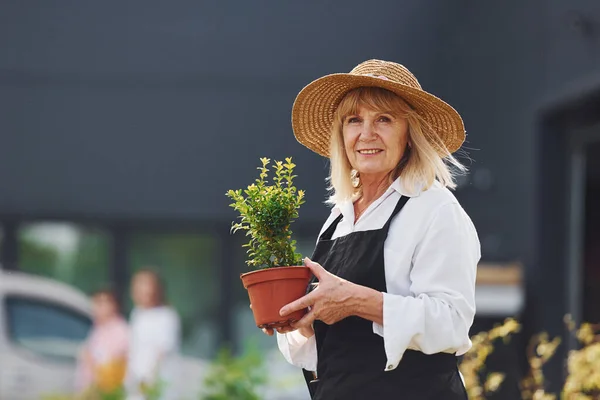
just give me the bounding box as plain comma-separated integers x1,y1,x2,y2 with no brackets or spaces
226,157,305,269
459,318,521,399
459,315,600,400
520,331,561,400
458,318,561,400
562,316,600,399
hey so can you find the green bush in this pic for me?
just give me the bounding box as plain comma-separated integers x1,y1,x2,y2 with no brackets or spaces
200,343,268,400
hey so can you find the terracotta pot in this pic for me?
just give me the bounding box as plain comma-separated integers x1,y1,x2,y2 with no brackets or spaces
241,266,312,329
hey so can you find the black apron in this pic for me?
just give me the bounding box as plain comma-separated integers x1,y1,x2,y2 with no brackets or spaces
302,196,468,400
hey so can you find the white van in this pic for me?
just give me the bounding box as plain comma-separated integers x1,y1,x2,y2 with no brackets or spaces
0,269,218,400
0,269,93,400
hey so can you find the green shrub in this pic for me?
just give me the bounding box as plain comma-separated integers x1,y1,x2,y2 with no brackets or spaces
200,343,267,400
226,157,305,270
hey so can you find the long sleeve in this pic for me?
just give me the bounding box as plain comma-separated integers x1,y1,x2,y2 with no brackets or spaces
155,310,180,355
276,330,318,371
373,202,480,371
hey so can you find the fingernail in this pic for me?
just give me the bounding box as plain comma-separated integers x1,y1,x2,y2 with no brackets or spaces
279,308,286,316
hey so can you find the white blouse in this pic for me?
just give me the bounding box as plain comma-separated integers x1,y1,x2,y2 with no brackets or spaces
276,178,480,373
126,305,181,400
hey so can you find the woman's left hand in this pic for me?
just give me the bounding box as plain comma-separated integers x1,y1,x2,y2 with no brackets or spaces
279,258,359,328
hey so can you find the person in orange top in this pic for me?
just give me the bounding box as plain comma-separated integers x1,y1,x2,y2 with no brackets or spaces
76,288,130,393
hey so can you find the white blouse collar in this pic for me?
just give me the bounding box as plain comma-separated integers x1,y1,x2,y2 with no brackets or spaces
331,177,430,219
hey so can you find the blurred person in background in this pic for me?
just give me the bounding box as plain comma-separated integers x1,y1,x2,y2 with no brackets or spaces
125,269,181,400
76,288,129,394
266,59,480,399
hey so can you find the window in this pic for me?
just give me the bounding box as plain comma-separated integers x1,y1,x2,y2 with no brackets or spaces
5,297,92,361
18,222,111,295
128,232,219,359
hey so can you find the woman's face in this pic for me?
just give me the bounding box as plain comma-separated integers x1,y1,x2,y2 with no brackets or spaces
92,293,118,323
131,273,159,309
343,105,409,180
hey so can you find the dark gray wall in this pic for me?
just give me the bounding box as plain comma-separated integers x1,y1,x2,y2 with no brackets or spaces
0,0,450,226
433,0,600,263
3,0,599,267
2,1,600,273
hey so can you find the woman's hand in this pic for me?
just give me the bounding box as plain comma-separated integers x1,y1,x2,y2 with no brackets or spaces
249,305,315,338
260,325,315,338
279,258,366,329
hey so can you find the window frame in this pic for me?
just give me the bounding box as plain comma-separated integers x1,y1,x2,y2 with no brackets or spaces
16,221,113,295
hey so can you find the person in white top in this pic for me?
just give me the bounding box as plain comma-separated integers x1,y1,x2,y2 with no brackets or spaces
260,60,480,399
125,269,181,400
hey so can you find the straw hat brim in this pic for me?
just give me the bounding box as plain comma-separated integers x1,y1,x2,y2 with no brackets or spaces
291,73,465,158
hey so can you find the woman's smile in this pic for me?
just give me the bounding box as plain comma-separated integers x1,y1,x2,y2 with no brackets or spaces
357,148,384,156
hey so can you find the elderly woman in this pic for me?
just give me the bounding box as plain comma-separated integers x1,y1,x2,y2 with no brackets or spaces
264,60,480,399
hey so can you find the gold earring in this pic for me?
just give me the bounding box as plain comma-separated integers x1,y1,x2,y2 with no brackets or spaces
351,170,361,188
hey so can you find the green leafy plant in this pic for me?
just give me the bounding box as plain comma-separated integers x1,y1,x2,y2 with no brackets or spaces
139,379,165,400
97,387,127,400
41,388,126,400
41,380,163,400
226,157,305,269
200,343,268,400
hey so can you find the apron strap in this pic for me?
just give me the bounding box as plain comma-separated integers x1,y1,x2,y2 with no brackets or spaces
382,195,410,231
319,213,344,241
302,369,318,398
321,195,409,242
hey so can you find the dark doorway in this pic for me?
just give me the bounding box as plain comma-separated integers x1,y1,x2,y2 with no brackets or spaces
532,94,600,395
583,141,600,324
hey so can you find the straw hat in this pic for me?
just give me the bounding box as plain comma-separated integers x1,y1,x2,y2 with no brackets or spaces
291,59,465,158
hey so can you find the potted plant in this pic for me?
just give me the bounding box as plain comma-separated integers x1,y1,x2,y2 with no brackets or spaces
226,157,312,329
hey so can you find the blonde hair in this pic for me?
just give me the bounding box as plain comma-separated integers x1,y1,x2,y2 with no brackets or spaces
327,87,466,205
